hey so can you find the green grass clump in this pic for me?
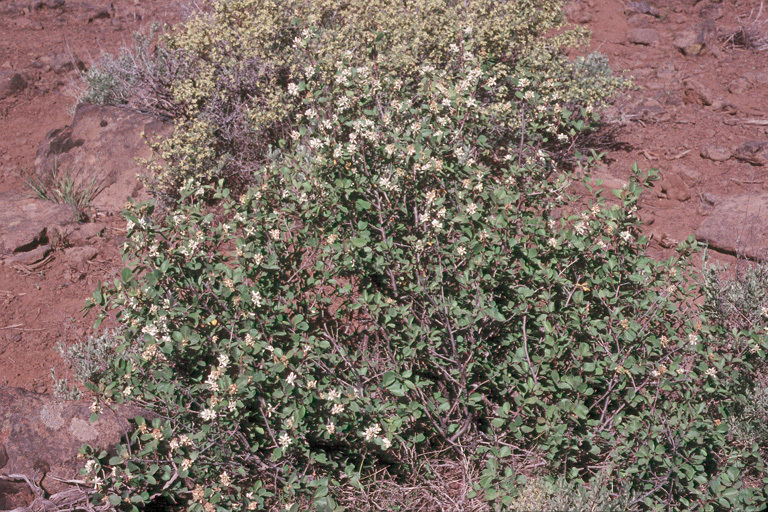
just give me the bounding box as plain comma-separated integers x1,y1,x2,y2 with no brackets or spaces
26,162,103,221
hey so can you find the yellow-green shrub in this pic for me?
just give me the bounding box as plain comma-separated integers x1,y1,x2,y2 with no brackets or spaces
84,0,625,202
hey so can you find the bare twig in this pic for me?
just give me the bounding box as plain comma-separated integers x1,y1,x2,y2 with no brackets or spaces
724,118,768,126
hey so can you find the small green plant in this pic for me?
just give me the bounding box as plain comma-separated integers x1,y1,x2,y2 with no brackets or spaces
700,257,768,334
57,329,126,385
51,367,83,401
26,161,103,221
80,25,177,109
700,258,768,462
511,471,638,512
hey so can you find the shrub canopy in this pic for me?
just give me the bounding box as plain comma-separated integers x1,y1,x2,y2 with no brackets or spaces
79,1,768,511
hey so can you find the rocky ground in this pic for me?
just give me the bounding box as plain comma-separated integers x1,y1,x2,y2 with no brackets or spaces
575,0,768,263
0,0,766,394
0,0,182,391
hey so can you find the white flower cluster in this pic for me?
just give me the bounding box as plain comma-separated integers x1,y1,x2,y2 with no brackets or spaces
362,423,393,450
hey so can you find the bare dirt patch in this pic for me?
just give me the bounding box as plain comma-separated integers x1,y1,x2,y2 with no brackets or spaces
0,0,182,390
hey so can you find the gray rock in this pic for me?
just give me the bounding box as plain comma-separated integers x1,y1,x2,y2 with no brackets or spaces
627,13,655,27
627,28,660,45
660,170,691,202
30,0,65,9
589,165,628,192
35,103,172,212
683,78,714,106
627,1,661,17
0,70,27,100
732,141,768,166
728,78,750,95
6,244,52,266
0,386,148,495
696,194,768,259
698,192,718,216
0,193,78,257
674,29,705,56
39,52,85,74
564,2,592,24
656,63,677,80
69,1,114,22
700,145,731,162
676,165,702,187
710,100,739,115
630,97,666,119
699,3,723,20
66,223,105,244
745,71,768,85
63,245,98,266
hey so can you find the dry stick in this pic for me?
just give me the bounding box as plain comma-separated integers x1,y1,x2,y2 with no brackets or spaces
669,149,692,160
0,324,23,330
521,315,539,386
0,473,44,498
642,149,658,161
724,118,768,126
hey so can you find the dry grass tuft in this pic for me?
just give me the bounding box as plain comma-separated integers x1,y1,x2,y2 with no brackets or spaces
723,1,768,51
338,449,492,512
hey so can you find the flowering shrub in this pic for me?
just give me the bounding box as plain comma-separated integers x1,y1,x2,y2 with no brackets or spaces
78,44,768,510
84,0,624,203
73,1,768,510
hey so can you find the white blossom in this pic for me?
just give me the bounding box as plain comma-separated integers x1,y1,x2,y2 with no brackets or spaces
363,423,382,441
200,408,217,421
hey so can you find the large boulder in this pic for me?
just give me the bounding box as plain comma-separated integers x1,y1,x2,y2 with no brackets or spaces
695,194,768,260
0,193,78,263
34,103,172,213
0,387,147,497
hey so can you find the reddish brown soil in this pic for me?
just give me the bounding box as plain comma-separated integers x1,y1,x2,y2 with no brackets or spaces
575,0,768,263
0,0,182,391
0,0,766,390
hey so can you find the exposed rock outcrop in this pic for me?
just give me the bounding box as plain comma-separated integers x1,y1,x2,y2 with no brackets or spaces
0,387,147,498
695,194,768,260
0,193,78,263
35,103,172,213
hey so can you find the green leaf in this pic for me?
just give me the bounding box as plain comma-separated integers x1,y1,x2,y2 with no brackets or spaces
121,268,132,282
